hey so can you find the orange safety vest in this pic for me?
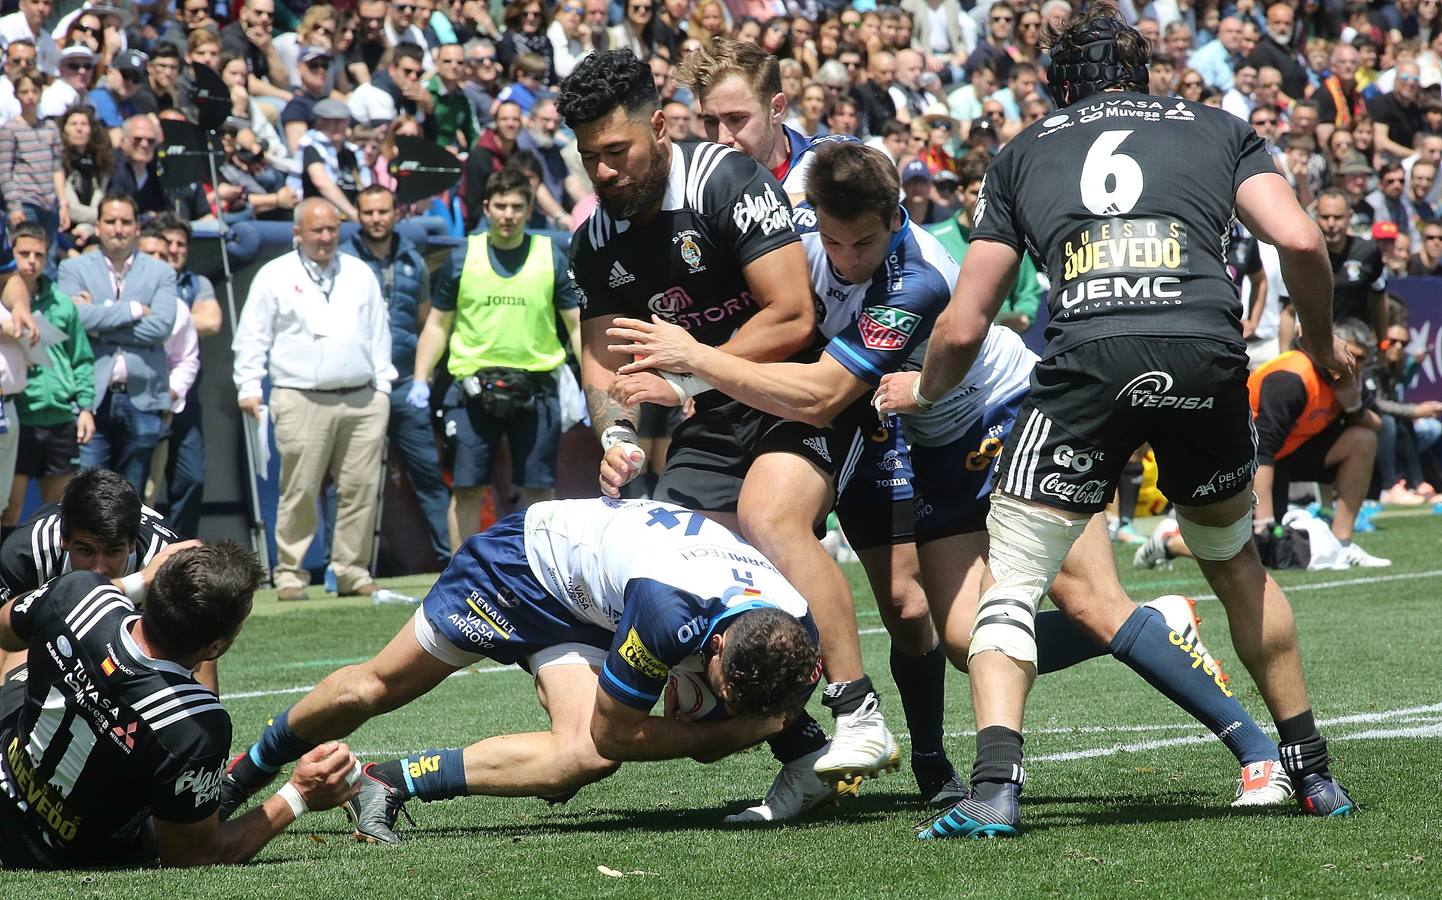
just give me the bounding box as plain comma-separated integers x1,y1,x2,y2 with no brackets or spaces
1247,351,1341,461
1321,75,1366,129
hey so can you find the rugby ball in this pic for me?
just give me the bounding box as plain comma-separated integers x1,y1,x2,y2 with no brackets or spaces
667,656,727,721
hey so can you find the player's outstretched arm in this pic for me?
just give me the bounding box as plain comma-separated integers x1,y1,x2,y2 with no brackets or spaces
153,743,360,867
916,239,1019,406
591,688,784,763
608,316,870,426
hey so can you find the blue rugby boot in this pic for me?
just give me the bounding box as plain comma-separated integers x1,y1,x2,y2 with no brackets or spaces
1296,773,1358,817
916,782,1021,839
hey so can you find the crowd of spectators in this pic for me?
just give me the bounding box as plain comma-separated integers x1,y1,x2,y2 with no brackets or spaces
0,0,1438,578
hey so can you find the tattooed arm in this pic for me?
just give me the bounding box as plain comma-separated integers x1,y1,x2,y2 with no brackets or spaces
581,314,648,497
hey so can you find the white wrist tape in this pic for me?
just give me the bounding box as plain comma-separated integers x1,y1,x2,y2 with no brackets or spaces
277,782,308,820
600,424,640,451
660,371,712,404
119,572,147,604
912,378,937,411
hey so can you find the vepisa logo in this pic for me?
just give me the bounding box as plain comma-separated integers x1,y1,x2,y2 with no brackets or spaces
1115,370,1216,409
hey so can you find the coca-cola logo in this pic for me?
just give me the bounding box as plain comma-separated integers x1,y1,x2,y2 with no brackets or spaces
1038,473,1108,506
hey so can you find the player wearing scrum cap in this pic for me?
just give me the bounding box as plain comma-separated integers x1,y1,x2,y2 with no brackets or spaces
875,3,1356,835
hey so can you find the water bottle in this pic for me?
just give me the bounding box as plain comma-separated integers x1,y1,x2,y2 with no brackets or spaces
323,564,337,594
372,588,420,606
1432,499,1442,515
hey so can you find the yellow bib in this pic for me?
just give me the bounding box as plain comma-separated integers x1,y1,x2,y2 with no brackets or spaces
449,233,564,376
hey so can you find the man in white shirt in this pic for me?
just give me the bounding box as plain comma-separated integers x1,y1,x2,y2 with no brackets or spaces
232,198,396,601
0,0,58,76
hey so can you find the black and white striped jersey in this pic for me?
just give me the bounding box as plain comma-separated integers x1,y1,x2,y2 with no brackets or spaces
0,571,229,865
0,503,181,605
570,140,800,350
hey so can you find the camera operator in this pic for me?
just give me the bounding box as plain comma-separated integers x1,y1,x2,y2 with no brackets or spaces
216,120,299,249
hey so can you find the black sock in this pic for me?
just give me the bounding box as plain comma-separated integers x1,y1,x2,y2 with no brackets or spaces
970,725,1024,791
227,752,273,792
889,645,946,757
368,759,409,795
1035,610,1109,674
1118,459,1144,524
1277,709,1331,780
768,713,828,764
821,674,875,717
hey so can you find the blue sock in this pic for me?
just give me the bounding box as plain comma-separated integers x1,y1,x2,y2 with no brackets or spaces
1035,610,1109,674
1109,608,1276,765
249,708,318,773
394,748,469,801
889,644,947,757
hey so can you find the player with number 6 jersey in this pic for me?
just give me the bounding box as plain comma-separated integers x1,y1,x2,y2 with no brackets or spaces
882,3,1357,837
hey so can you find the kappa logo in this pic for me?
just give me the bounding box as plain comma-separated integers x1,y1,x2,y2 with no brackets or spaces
609,261,636,287
1164,101,1195,121
857,305,921,351
1115,370,1216,409
803,435,832,463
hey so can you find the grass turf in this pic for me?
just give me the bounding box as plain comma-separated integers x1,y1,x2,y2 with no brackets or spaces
5,511,1441,898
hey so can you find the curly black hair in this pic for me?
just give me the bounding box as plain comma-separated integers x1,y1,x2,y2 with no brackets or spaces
720,608,820,719
556,49,659,128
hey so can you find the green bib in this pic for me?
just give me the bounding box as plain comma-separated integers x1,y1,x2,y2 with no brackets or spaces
449,233,565,376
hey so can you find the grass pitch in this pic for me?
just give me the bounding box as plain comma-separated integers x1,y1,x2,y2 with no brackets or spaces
5,511,1441,898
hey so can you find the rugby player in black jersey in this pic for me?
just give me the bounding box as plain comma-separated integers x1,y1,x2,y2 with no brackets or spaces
879,3,1357,835
561,50,898,820
0,469,220,693
0,541,359,869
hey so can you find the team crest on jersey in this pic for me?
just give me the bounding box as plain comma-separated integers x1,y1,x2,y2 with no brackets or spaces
674,230,706,273
1344,260,1362,281
858,305,921,351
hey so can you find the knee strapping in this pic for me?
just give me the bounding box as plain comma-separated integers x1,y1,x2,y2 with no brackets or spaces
1177,509,1253,561
969,493,1091,665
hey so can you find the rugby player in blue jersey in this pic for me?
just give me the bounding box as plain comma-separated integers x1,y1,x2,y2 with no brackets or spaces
217,498,825,842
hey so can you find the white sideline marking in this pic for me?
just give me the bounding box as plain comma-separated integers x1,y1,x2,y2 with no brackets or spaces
227,568,1442,703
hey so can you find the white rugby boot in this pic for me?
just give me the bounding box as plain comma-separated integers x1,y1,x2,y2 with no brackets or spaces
813,693,902,790
1233,759,1296,807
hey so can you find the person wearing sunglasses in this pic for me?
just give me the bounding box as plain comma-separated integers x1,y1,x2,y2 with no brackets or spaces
37,43,95,119
382,0,436,74
1364,162,1422,245
548,0,595,79
0,0,60,77
1371,322,1442,504
349,41,435,132
966,0,1019,83
499,0,555,85
1370,61,1426,161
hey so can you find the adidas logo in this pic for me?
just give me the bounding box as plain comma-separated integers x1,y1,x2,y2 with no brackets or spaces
1164,101,1195,121
608,261,636,287
803,435,831,463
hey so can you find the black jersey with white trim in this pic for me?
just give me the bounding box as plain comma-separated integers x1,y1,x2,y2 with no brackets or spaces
0,572,229,864
569,140,800,350
972,92,1276,357
0,504,181,605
